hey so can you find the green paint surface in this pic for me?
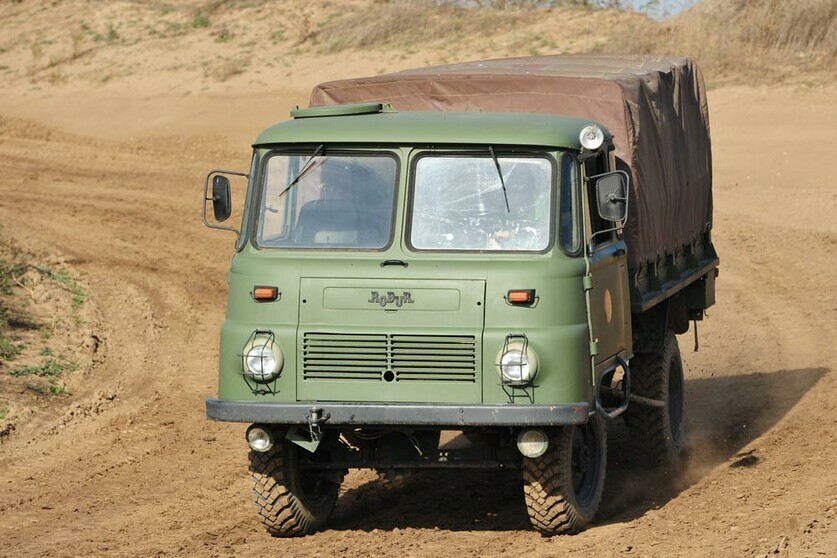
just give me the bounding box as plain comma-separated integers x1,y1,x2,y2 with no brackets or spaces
255,111,608,149
216,108,628,414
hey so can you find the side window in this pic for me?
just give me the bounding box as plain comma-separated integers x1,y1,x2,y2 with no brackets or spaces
583,153,612,245
559,154,581,254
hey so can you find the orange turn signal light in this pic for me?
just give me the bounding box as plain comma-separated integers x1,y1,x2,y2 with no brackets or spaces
253,286,279,302
507,289,536,305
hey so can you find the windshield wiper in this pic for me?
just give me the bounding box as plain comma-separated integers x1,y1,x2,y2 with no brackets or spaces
277,144,325,198
489,146,510,213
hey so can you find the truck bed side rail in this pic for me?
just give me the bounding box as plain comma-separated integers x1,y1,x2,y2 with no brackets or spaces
629,232,719,314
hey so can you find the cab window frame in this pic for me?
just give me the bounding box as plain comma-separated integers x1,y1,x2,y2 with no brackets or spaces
581,150,617,249
249,146,401,252
235,150,260,252
405,148,558,255
559,151,583,257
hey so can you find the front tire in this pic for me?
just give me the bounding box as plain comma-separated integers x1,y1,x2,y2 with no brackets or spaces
626,329,685,469
249,436,339,537
522,415,607,535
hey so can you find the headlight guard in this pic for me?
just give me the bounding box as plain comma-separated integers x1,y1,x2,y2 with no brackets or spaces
496,334,539,387
240,331,284,387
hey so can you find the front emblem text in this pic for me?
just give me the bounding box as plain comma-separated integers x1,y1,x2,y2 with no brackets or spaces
368,291,415,308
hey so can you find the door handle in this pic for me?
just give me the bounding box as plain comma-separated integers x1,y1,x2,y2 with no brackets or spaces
380,259,409,268
612,247,626,257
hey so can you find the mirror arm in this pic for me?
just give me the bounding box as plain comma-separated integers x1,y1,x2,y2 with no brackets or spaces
587,225,624,254
203,169,248,241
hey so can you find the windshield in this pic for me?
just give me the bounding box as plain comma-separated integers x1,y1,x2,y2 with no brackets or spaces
257,152,397,249
410,155,554,252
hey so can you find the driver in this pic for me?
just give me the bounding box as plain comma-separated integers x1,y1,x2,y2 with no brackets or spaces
486,166,550,250
318,160,354,202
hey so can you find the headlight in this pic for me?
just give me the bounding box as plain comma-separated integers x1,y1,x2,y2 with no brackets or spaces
241,335,283,383
497,339,539,386
579,124,605,150
246,345,277,377
246,424,274,452
517,428,549,458
500,350,530,383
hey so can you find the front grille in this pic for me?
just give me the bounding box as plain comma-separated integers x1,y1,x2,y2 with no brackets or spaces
302,332,477,383
302,333,388,381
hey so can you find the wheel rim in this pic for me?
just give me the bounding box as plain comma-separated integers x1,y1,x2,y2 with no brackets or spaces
570,423,601,506
669,358,684,446
299,471,334,508
291,446,336,509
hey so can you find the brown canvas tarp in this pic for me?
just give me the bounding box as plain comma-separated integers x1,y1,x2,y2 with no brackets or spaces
310,55,713,269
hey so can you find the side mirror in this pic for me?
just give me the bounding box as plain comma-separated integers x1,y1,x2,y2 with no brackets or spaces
595,172,629,223
212,175,232,222
202,169,247,242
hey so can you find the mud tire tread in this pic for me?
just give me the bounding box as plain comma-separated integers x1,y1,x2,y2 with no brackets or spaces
248,441,337,537
522,416,607,535
626,329,685,469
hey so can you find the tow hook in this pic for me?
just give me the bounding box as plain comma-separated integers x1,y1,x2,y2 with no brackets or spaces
306,406,330,442
287,407,331,453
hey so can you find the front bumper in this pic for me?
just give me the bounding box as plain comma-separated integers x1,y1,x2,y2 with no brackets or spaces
206,398,590,427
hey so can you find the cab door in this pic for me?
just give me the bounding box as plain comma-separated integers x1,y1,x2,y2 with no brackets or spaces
581,153,629,370
587,239,628,366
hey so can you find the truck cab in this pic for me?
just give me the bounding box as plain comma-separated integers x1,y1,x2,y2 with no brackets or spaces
204,103,639,535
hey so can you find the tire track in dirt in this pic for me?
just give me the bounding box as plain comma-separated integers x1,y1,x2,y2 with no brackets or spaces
0,119,248,554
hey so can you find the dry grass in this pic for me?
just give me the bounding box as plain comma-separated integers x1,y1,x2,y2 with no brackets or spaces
203,58,248,81
605,0,836,80
291,8,315,45
315,1,536,52
727,0,836,55
3,0,832,90
313,0,834,81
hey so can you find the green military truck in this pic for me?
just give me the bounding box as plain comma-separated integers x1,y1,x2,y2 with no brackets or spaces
202,55,718,536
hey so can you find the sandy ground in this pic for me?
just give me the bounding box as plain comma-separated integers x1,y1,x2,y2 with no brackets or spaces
1,3,836,555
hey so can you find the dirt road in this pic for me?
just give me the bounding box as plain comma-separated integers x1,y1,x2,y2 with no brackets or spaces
0,82,835,557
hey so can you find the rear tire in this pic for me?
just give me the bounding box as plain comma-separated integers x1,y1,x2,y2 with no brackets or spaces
626,329,685,469
249,436,339,537
522,415,607,535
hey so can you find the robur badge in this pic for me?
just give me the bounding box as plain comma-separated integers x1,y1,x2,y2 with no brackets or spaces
368,291,415,308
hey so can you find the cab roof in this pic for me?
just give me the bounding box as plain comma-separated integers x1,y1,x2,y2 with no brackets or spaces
254,107,608,149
